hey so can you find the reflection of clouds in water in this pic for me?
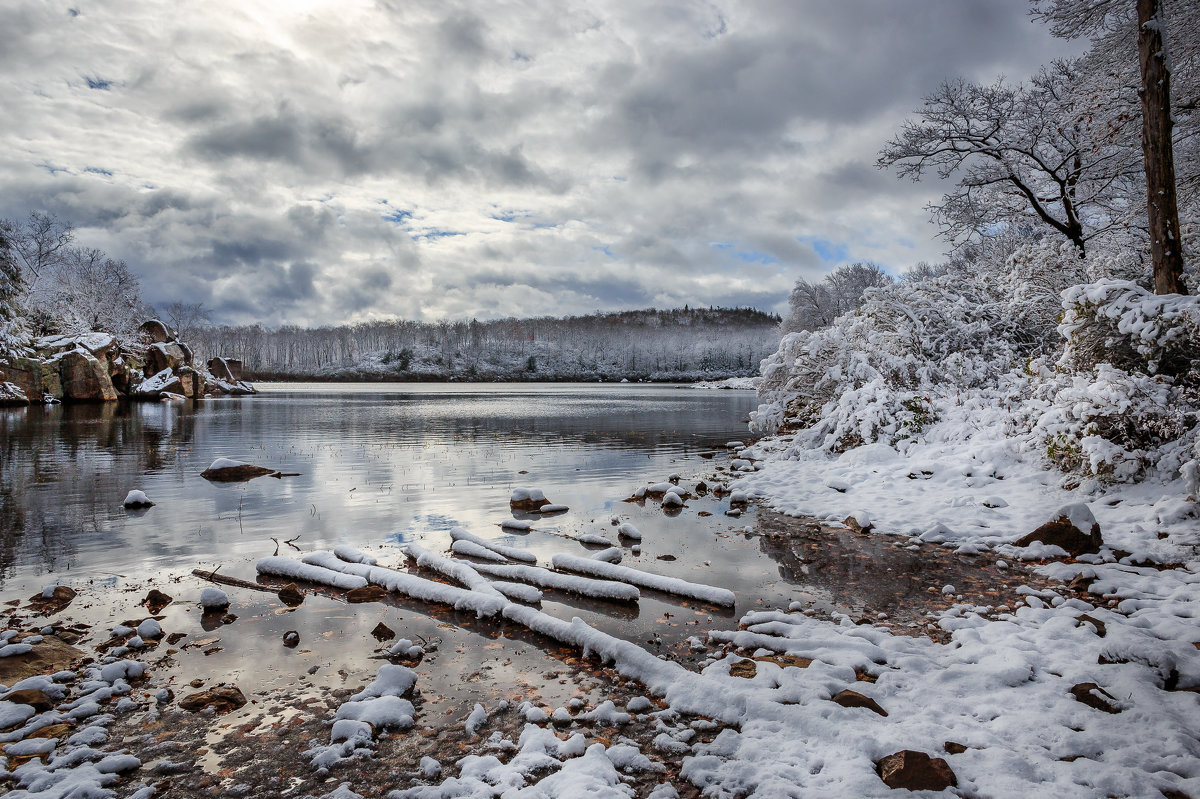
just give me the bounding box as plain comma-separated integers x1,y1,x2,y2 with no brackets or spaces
0,387,756,593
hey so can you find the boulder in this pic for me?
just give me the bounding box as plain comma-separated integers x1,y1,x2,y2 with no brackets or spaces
58,350,117,401
208,357,236,383
133,368,183,399
0,357,62,401
179,685,246,714
876,750,957,791
0,380,29,406
145,342,188,375
178,368,204,398
139,319,172,344
1013,503,1103,556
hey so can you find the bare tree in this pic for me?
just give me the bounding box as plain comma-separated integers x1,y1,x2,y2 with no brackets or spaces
45,248,147,339
160,301,212,341
3,212,74,293
878,64,1139,255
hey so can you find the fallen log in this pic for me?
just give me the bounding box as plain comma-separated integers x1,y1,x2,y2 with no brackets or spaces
191,568,301,595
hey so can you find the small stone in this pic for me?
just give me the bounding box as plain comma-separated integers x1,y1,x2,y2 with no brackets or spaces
728,659,757,679
27,722,72,740
347,585,388,603
830,689,888,717
179,685,247,714
944,741,968,755
1,688,54,712
189,679,204,688
1075,614,1107,637
1070,682,1122,714
372,622,396,641
144,589,173,613
876,750,957,791
277,584,304,606
282,631,300,648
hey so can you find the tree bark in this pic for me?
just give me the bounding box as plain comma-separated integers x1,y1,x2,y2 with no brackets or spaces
1138,0,1188,294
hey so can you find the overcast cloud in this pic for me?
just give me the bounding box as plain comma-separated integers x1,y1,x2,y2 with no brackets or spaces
0,1,1075,325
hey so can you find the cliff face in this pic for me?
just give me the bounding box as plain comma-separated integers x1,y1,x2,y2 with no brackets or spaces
0,319,254,405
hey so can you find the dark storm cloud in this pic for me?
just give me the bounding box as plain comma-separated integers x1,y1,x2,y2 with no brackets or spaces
0,0,1077,325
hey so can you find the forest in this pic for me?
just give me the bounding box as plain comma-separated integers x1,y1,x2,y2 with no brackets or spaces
189,307,781,382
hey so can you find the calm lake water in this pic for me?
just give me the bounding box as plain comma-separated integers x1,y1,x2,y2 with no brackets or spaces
0,383,759,588
0,383,904,744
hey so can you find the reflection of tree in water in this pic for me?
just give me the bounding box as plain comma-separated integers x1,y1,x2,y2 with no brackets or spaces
0,402,201,583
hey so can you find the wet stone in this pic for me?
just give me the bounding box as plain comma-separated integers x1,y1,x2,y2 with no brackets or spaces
277,584,304,606
347,585,389,603
144,589,173,613
179,685,247,714
372,622,396,641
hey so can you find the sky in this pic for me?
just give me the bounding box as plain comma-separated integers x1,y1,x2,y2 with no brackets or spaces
0,1,1077,326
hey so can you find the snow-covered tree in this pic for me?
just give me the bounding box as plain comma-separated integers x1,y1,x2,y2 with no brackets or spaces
781,262,893,335
1032,0,1197,294
878,63,1139,255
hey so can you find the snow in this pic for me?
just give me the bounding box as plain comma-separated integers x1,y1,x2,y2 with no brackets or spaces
470,562,641,602
464,703,488,736
450,539,508,562
450,527,536,563
550,553,736,606
405,544,506,601
333,545,377,565
590,547,623,564
538,504,569,513
308,665,419,770
615,523,642,540
300,551,507,618
199,587,229,609
257,555,369,590
510,488,546,503
205,457,248,471
501,519,534,531
135,619,162,639
578,533,615,546
122,490,153,508
488,581,543,604
661,491,684,507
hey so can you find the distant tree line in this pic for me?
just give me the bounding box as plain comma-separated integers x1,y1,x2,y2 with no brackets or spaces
189,307,782,381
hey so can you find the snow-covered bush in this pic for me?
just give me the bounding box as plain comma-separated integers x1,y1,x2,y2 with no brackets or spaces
752,273,1020,450
1028,280,1200,482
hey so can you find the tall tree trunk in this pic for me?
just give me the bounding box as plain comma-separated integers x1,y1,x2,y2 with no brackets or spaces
1137,0,1188,295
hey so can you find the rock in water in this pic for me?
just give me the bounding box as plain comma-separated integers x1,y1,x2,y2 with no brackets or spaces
123,489,155,508
372,622,396,641
277,583,305,606
144,589,173,613
200,458,275,482
1013,502,1103,556
179,685,247,714
347,585,388,603
876,750,957,791
510,487,550,511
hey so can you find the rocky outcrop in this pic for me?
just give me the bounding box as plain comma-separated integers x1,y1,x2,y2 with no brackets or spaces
59,349,118,401
0,319,254,404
